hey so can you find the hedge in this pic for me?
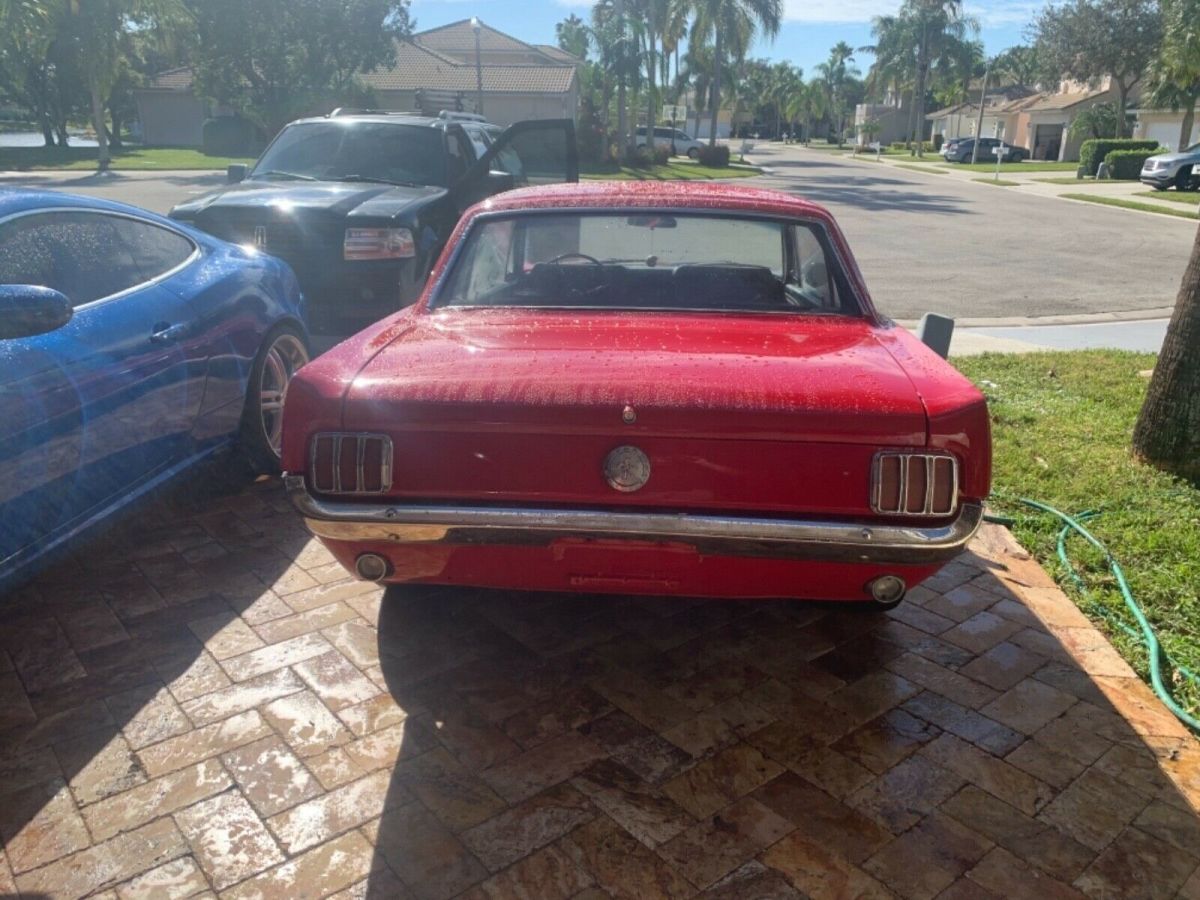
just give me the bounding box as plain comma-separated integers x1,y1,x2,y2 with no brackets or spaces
889,140,936,151
1103,148,1159,180
1080,139,1160,176
697,143,730,167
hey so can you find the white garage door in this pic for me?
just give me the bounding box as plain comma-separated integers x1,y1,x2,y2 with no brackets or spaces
1145,121,1193,152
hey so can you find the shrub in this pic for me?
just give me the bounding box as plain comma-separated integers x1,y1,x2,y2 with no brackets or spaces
652,143,671,165
622,144,656,168
202,116,256,156
1080,139,1159,176
696,143,730,167
1104,148,1159,180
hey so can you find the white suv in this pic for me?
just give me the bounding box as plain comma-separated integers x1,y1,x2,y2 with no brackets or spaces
1140,143,1200,191
635,126,702,158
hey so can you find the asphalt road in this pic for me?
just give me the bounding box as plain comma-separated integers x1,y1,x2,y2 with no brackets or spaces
3,148,1195,322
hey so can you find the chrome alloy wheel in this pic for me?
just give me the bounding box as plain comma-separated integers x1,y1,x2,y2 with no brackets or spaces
258,333,309,458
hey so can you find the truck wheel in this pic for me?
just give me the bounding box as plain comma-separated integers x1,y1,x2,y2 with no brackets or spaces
239,324,310,473
1175,166,1193,190
688,147,699,159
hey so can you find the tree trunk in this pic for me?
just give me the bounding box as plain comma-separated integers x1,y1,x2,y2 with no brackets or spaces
109,106,123,150
1132,224,1200,479
90,83,109,170
41,118,56,147
905,88,917,150
709,27,722,146
1115,80,1129,138
1179,93,1196,153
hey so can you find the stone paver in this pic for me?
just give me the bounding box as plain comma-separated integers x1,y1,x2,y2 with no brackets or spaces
1,474,1198,898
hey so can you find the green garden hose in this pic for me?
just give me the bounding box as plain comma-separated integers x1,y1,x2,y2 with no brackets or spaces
984,499,1200,734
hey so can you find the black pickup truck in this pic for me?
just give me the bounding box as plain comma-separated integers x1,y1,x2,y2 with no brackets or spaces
170,111,577,338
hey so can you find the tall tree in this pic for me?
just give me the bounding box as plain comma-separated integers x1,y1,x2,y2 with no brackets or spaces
1146,0,1200,150
1132,226,1200,478
1032,0,1162,138
556,13,590,60
187,0,412,137
992,44,1043,87
903,0,974,156
786,77,826,143
816,42,857,147
688,0,781,145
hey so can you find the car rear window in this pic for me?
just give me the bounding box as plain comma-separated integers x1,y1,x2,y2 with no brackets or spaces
250,121,446,186
433,212,858,316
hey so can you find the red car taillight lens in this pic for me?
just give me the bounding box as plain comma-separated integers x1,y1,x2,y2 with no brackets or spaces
309,433,393,494
872,452,958,516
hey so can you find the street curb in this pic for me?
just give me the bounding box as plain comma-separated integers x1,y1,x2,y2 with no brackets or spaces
894,308,1175,329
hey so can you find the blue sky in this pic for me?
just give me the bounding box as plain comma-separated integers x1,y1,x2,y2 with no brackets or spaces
409,0,1035,76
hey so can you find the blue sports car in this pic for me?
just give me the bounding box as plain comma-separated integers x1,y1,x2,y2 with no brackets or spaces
0,189,310,592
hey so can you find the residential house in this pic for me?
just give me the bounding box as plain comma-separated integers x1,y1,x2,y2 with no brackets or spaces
926,80,1116,161
854,90,923,146
1133,107,1199,151
134,19,579,147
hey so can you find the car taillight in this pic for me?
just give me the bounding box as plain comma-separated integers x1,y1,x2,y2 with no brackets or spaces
871,452,958,516
309,433,393,494
343,227,415,260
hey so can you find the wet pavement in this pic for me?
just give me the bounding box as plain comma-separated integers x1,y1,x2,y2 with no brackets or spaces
0,471,1198,899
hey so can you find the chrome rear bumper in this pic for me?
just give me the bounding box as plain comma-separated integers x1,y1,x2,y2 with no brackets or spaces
285,475,983,565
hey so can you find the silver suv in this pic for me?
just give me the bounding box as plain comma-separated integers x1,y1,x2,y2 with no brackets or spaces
1140,143,1200,190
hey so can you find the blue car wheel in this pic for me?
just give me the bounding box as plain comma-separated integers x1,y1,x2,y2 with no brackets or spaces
240,324,310,472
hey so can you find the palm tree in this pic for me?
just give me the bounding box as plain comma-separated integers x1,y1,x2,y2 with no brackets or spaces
817,42,857,146
905,0,975,157
786,78,826,144
593,0,642,154
991,44,1041,87
1147,0,1200,151
863,13,919,147
688,0,782,145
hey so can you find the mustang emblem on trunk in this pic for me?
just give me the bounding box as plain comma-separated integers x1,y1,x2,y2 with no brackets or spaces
253,225,267,250
604,445,651,492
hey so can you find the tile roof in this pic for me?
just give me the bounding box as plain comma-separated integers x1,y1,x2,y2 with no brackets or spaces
414,19,536,53
1022,87,1110,111
534,44,583,65
144,66,195,91
143,42,574,97
361,41,575,94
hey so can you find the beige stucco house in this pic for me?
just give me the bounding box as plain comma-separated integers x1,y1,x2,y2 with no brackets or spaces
134,20,579,146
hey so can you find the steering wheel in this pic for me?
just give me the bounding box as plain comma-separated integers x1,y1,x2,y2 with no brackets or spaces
546,252,602,266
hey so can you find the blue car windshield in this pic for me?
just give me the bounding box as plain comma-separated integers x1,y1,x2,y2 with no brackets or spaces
251,122,446,187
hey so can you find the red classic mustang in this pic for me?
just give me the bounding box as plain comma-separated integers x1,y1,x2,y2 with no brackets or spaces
281,182,990,606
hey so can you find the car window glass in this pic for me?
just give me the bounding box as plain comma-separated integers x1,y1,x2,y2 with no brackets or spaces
251,122,447,186
437,213,854,316
447,129,471,182
111,218,195,281
0,211,144,307
463,126,490,158
791,224,837,311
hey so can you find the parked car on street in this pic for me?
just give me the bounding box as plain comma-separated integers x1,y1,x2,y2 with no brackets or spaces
1140,144,1200,190
281,182,991,606
170,111,577,339
943,137,1028,163
635,126,703,158
0,189,310,591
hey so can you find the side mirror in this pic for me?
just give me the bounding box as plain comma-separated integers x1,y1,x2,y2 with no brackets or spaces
227,164,248,184
0,285,73,340
486,170,515,193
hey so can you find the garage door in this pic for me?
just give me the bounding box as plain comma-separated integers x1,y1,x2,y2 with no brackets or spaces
1145,121,1192,151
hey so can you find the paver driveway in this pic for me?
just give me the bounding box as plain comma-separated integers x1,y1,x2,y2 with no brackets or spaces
0,468,1198,899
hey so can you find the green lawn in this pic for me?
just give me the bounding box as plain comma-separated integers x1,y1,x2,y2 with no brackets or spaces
954,351,1199,721
1135,190,1200,205
905,157,1080,173
1062,193,1199,220
972,177,1020,186
580,159,761,181
0,145,255,171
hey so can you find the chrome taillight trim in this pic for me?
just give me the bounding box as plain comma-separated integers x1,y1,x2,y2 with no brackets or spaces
870,451,958,517
309,433,393,494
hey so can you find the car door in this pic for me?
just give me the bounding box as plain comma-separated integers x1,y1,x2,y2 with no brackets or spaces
0,209,204,570
454,119,578,210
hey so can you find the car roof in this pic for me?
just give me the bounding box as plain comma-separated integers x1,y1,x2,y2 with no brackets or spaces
288,114,457,129
0,187,181,227
476,181,834,221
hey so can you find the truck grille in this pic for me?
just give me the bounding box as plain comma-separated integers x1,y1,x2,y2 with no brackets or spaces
309,433,393,495
871,452,958,516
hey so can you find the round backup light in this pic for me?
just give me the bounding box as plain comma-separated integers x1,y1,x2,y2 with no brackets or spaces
869,575,907,605
355,553,391,582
